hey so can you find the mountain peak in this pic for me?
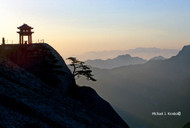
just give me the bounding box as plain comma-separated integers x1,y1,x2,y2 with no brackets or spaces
85,54,146,69
177,45,190,57
150,56,166,61
116,54,131,59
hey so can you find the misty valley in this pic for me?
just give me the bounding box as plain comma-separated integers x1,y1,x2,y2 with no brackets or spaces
76,45,190,128
1,1,190,127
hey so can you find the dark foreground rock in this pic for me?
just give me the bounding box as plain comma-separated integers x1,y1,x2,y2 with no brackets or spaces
0,44,129,128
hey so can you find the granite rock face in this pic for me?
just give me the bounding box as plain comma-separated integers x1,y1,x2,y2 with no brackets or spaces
0,43,75,93
0,44,129,128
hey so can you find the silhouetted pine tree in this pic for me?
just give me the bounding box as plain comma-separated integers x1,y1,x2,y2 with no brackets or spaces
67,57,96,81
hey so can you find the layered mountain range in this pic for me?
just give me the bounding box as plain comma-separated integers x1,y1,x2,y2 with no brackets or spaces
85,54,146,69
75,47,178,61
78,45,190,128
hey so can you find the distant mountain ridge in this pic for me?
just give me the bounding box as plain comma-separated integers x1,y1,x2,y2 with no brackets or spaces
75,47,179,61
85,54,146,69
149,56,166,61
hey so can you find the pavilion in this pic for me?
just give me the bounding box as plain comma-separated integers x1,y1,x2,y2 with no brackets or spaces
17,24,34,44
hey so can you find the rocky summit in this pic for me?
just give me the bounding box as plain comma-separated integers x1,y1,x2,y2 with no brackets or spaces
0,43,129,128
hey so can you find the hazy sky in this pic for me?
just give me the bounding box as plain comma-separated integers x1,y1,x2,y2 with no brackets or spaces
0,0,190,58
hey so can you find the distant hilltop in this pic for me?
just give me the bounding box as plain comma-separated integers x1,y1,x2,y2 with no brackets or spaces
85,54,147,69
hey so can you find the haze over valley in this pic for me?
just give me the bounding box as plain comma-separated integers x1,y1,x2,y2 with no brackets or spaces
76,45,190,128
73,47,179,61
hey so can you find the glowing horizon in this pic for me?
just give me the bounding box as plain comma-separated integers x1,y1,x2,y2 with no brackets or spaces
0,0,190,58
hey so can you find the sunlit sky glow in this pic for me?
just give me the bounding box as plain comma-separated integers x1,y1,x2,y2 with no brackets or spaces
0,0,190,58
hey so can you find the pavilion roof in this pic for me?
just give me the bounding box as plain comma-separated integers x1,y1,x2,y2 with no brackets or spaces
18,24,33,29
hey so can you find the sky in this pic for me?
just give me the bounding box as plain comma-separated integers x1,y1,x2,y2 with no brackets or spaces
0,0,190,59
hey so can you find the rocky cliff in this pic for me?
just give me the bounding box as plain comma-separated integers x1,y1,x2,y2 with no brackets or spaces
0,43,129,128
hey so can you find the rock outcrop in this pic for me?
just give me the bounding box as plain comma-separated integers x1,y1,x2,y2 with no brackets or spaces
0,43,74,93
171,45,190,62
0,43,129,128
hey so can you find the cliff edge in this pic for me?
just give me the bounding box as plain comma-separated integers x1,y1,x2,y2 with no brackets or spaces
0,43,129,128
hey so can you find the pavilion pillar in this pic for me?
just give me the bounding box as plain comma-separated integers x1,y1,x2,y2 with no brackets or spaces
19,35,21,44
28,35,30,44
21,35,22,44
31,35,32,44
29,35,31,44
29,35,32,44
21,35,24,44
